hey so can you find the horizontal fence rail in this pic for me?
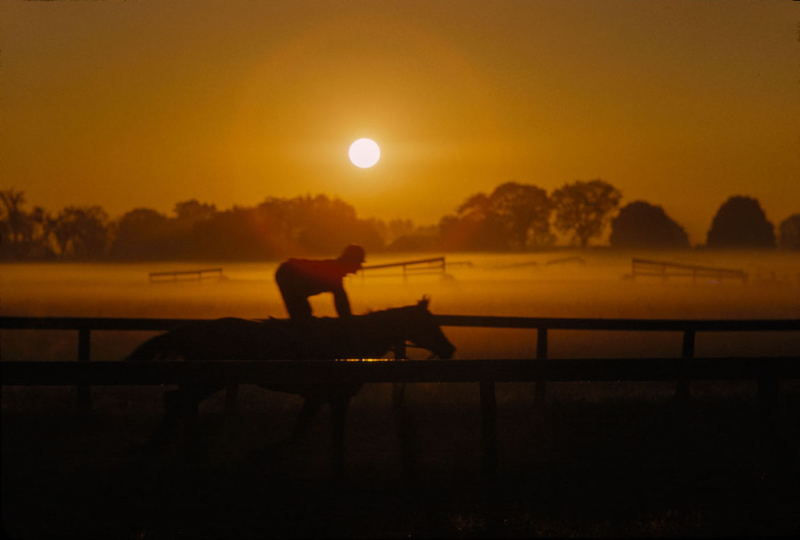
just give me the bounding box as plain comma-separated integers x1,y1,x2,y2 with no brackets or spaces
3,357,800,386
359,256,445,272
2,314,799,475
3,315,799,332
148,268,224,282
631,258,748,283
357,257,456,280
436,315,800,332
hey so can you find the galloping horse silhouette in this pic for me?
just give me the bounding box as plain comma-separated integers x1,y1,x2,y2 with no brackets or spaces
126,298,455,472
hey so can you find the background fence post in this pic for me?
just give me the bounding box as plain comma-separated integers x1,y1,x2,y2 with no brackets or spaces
758,374,779,462
480,380,498,476
77,327,92,411
676,329,694,402
534,328,548,408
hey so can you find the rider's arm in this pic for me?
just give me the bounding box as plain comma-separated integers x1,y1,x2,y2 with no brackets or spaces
332,286,352,317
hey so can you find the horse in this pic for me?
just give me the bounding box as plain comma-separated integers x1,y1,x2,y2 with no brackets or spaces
126,298,455,472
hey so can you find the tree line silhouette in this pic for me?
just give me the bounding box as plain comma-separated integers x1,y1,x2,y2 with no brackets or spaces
1,182,798,261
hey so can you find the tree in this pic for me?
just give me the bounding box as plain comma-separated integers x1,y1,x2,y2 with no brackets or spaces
437,212,508,252
52,206,109,259
109,208,174,259
609,201,689,249
0,189,56,259
551,179,622,247
174,199,217,225
292,195,382,254
190,206,280,260
444,191,509,251
457,192,495,222
0,188,27,247
778,213,800,250
489,182,552,249
27,206,58,258
706,196,775,249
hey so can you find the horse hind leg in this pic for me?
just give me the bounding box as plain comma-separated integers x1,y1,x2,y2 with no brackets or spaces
179,384,226,461
142,384,222,458
329,394,351,479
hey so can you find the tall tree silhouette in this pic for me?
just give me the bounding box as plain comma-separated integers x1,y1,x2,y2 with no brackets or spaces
609,201,689,249
53,206,109,259
551,179,621,247
778,213,800,250
292,195,383,254
457,192,495,222
109,208,173,259
489,182,552,249
0,188,27,249
706,196,776,249
191,206,276,260
174,199,217,226
0,189,57,259
26,206,57,258
443,191,508,250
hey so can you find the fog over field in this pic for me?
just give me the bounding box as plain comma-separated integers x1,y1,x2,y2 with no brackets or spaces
2,250,798,363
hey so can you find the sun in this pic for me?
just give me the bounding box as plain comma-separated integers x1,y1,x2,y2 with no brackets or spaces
349,138,380,168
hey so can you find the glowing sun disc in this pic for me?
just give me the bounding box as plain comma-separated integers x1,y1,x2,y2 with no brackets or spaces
349,138,380,168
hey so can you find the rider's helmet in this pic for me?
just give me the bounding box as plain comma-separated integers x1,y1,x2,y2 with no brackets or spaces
339,244,366,267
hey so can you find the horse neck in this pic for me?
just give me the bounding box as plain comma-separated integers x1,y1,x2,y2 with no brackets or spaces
355,308,411,356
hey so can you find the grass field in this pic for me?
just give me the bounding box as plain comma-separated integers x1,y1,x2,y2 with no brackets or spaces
2,251,799,537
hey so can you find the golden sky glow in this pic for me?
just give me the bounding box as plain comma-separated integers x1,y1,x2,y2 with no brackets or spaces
1,1,797,243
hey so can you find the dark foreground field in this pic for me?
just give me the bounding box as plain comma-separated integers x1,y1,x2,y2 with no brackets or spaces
3,382,800,538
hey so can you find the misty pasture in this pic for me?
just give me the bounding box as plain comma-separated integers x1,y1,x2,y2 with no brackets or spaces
2,250,799,360
2,250,800,537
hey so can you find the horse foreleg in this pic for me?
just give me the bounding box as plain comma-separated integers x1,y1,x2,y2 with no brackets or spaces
140,388,185,454
329,394,351,479
291,396,324,441
179,384,224,461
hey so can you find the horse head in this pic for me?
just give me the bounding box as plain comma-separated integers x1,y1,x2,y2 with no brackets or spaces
400,297,456,359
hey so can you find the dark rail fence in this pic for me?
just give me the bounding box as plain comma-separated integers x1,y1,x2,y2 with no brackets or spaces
357,256,472,280
149,267,224,283
631,257,748,283
2,315,799,473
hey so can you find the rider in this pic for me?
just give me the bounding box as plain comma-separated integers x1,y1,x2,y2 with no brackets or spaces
275,244,366,320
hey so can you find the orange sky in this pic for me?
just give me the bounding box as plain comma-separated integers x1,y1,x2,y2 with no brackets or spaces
1,1,797,245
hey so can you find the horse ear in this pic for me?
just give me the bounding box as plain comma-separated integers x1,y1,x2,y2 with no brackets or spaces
418,296,430,309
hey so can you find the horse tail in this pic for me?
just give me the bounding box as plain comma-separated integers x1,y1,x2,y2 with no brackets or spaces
126,332,181,362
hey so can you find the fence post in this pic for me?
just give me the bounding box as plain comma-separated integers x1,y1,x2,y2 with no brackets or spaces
480,380,498,476
757,375,779,459
676,329,694,402
392,341,417,478
392,341,407,408
534,328,548,408
77,327,92,411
